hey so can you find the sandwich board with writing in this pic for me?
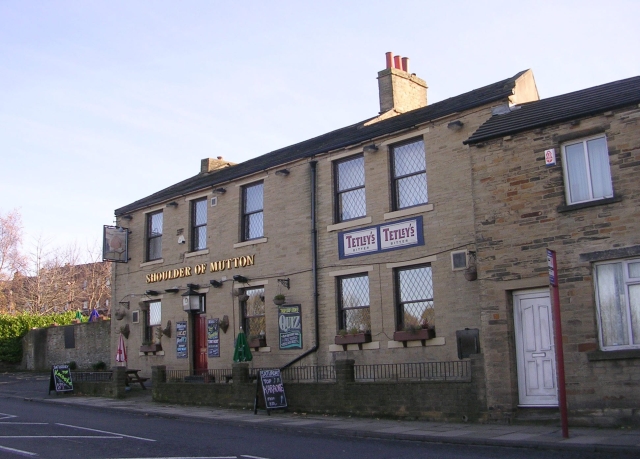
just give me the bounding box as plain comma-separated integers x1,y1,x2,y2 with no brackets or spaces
48,364,74,394
254,369,287,415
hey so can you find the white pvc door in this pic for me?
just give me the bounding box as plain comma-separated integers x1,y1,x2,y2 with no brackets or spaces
514,290,558,406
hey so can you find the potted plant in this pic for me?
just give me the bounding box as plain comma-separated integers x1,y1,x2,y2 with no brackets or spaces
334,327,372,345
393,322,436,342
273,294,286,305
140,341,162,353
248,332,267,349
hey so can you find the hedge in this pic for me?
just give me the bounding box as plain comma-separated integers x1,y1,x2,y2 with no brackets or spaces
0,312,76,363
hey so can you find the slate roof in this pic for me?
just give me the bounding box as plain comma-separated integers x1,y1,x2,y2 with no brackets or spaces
115,70,529,215
464,75,640,145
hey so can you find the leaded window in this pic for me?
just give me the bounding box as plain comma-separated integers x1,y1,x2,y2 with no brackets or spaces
191,198,207,251
594,258,640,350
242,182,264,240
391,138,428,210
144,301,161,343
338,274,371,333
146,211,163,261
395,264,434,330
335,155,366,222
243,287,266,339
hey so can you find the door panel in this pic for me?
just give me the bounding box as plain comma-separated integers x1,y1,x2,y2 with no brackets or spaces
194,314,208,374
514,290,558,406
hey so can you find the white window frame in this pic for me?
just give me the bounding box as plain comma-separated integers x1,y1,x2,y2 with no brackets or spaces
561,134,613,205
594,258,640,351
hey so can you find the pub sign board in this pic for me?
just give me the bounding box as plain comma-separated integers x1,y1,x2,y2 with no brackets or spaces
278,304,302,350
49,364,74,394
338,216,424,259
102,225,129,263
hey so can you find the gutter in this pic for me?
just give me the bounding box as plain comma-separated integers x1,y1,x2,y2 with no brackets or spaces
280,160,319,370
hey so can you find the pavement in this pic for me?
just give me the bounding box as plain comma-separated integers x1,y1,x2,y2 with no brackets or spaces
2,371,640,454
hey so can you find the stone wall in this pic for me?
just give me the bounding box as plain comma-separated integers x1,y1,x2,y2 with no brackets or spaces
152,359,486,422
22,321,111,371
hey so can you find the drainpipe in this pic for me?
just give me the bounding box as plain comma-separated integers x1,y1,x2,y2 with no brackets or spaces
280,160,319,370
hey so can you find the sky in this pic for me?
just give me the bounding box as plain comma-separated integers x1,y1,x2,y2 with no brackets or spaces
1,0,639,261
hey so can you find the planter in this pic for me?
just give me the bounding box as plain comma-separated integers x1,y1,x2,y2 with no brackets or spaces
248,338,267,349
140,343,162,353
334,332,372,345
393,328,436,342
273,297,285,306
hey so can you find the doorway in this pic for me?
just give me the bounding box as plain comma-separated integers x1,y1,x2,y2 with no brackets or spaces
193,313,208,375
513,289,558,406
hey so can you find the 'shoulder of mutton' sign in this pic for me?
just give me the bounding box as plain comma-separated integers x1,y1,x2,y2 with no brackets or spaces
338,216,424,259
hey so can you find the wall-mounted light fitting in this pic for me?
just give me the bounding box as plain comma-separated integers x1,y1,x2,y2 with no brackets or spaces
122,215,133,221
164,287,180,293
181,285,201,311
363,144,379,153
233,275,248,283
209,279,223,288
447,120,464,131
145,290,160,296
166,201,178,208
275,169,290,176
212,187,226,195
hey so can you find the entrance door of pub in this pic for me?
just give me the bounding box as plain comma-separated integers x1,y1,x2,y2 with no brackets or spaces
194,313,208,375
513,289,558,406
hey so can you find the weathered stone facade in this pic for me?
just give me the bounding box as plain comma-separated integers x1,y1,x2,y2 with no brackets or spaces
470,104,640,425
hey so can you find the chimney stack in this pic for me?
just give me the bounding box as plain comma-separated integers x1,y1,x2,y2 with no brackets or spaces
377,52,427,114
200,157,235,174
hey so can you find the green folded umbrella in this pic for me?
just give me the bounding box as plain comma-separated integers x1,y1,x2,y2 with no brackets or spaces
75,310,83,322
233,330,253,362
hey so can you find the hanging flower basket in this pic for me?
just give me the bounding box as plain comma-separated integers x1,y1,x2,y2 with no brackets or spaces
273,295,285,305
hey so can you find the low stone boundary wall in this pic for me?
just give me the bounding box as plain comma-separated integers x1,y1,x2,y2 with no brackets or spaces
71,368,127,398
152,357,486,422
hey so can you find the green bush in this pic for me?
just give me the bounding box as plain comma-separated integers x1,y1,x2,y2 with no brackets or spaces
92,361,107,371
0,312,76,363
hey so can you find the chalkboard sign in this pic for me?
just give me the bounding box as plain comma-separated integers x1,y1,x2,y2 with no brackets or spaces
48,364,74,394
254,369,287,414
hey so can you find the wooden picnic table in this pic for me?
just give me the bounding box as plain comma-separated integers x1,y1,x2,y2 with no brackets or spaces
125,369,148,389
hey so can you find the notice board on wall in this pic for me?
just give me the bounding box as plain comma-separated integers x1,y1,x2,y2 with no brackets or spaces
278,304,302,350
207,318,220,357
176,321,188,358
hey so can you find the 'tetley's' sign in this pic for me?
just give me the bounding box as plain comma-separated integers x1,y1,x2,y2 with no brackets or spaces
339,217,424,259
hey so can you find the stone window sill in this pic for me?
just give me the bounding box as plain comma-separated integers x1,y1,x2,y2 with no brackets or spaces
557,195,622,213
329,342,380,352
185,249,210,258
587,349,640,361
140,259,164,268
384,203,433,221
327,217,372,233
233,237,268,249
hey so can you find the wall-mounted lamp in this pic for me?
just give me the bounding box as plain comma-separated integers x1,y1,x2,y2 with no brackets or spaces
166,201,178,208
181,285,201,311
275,169,290,176
233,275,248,283
363,144,379,153
145,290,160,296
447,120,464,131
212,187,226,195
122,215,133,221
210,280,223,288
164,287,180,293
